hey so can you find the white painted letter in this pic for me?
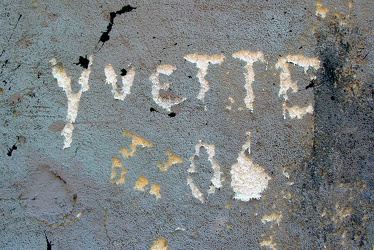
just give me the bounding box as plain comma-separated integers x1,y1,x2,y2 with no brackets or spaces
104,64,135,101
230,132,271,201
50,55,93,149
233,50,266,111
184,53,225,101
149,64,186,111
276,54,320,119
188,141,222,203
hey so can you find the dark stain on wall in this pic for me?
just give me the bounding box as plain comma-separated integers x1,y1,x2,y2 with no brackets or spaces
96,5,136,52
293,14,374,249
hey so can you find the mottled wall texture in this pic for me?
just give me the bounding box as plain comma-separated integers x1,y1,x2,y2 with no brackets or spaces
0,0,372,249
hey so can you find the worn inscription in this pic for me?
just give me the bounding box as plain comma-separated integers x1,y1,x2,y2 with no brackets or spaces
51,51,319,202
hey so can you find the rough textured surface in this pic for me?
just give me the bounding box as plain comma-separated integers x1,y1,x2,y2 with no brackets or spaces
0,0,372,249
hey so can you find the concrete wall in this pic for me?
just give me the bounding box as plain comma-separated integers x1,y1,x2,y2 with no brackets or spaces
0,0,372,249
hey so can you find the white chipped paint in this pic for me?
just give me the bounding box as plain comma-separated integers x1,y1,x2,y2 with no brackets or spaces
187,141,222,202
276,54,320,100
104,64,135,100
260,236,277,250
283,102,314,119
76,211,83,219
184,53,225,101
276,54,319,119
233,50,266,111
50,55,93,149
187,175,204,203
282,168,290,179
226,96,235,110
261,212,282,225
149,64,186,111
230,132,271,201
60,122,74,149
316,0,329,18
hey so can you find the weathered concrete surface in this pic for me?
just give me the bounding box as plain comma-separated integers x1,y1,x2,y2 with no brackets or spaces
0,0,372,249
